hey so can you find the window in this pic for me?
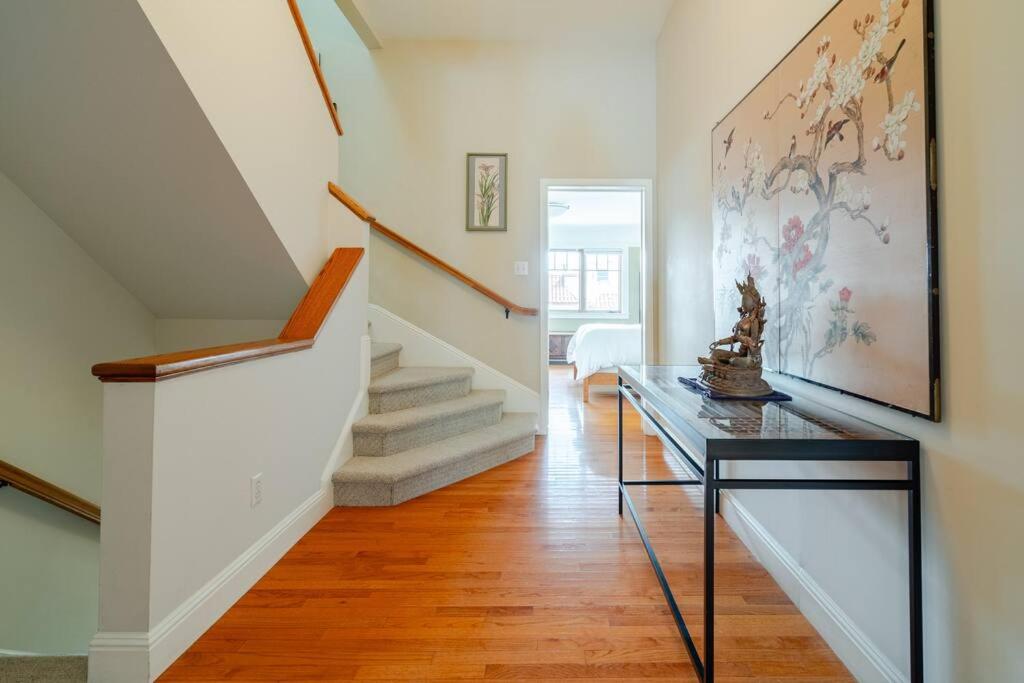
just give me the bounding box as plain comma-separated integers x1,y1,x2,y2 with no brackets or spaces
548,249,624,314
548,250,581,311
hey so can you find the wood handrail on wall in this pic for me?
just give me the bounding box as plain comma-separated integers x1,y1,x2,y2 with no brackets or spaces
92,247,364,382
0,460,100,524
287,0,343,136
327,182,539,318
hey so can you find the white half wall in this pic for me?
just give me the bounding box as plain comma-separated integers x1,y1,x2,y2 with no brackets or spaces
90,260,369,682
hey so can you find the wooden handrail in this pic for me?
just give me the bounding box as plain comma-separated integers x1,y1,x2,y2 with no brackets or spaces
92,247,364,382
287,0,343,136
0,460,100,524
327,182,538,317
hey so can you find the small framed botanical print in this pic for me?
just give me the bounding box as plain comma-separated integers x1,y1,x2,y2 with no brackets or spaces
466,153,507,231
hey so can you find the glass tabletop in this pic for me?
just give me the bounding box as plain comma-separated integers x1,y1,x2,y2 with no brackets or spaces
619,365,916,457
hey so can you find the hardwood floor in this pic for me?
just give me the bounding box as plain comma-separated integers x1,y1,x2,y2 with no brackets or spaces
160,366,851,681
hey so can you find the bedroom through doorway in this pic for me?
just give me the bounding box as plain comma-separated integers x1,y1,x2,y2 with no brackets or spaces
539,180,653,432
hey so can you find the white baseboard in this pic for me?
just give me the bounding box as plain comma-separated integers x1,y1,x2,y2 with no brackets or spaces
88,488,330,682
367,304,540,422
720,492,907,683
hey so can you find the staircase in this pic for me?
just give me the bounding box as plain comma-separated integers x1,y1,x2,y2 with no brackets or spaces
332,343,537,506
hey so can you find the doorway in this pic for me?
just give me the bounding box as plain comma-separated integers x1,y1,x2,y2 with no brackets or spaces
538,180,654,434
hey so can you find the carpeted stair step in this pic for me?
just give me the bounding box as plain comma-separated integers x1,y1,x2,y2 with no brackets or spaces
370,342,402,379
333,413,537,506
353,390,505,457
368,366,474,414
0,656,87,682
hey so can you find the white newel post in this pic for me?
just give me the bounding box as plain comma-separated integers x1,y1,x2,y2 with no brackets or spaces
89,382,158,683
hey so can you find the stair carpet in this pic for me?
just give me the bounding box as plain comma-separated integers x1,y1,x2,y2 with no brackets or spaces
0,656,87,683
333,343,537,506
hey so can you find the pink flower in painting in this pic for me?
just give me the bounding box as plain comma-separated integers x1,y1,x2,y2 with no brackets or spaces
839,287,852,303
793,244,813,274
782,215,804,253
745,253,766,280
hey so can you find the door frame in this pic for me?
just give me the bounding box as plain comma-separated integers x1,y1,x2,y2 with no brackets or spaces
538,178,656,434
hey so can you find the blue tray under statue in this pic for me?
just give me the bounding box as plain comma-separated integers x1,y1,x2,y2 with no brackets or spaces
678,376,792,402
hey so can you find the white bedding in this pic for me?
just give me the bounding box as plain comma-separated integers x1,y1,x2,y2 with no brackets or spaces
566,323,642,379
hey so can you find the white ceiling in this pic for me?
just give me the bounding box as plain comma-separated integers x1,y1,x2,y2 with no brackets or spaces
351,0,674,44
549,189,642,248
549,189,642,226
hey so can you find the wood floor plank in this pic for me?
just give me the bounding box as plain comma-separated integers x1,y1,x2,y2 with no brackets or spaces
158,366,851,681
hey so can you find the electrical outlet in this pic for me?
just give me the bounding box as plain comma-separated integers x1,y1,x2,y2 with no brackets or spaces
250,473,263,508
514,261,529,275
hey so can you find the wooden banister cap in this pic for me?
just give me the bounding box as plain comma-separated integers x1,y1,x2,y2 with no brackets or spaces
92,248,364,382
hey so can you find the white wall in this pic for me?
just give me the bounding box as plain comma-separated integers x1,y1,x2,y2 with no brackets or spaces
91,259,369,681
138,0,340,285
154,319,287,354
300,3,657,390
0,0,308,321
368,304,538,416
657,1,1024,680
0,169,156,654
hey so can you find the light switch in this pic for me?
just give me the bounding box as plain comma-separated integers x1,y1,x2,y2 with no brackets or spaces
514,261,529,275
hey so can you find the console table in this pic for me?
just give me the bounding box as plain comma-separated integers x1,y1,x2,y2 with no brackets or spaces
616,364,922,683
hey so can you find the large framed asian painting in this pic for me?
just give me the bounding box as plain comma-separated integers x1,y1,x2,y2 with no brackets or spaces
712,0,940,420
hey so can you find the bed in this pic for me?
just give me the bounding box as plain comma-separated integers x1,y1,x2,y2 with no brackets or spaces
566,323,642,401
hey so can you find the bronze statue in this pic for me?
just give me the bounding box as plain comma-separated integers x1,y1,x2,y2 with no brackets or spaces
698,275,773,397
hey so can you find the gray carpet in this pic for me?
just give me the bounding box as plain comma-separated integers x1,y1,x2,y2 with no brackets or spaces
0,656,87,683
353,390,505,457
336,345,536,507
370,342,402,378
368,366,474,413
335,413,537,506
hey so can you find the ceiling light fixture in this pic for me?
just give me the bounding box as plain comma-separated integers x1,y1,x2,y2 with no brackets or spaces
548,201,570,217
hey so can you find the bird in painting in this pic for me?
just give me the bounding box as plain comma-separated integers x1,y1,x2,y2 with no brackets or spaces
723,127,735,158
874,38,907,84
825,118,850,147
788,134,797,158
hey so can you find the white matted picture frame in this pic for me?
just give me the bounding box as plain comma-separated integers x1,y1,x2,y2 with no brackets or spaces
466,153,508,231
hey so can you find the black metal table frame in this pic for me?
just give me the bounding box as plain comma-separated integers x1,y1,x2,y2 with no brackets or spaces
616,376,923,683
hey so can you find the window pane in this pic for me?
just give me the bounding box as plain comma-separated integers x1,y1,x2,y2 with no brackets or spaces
548,250,581,311
582,250,623,313
549,272,581,310
585,270,620,312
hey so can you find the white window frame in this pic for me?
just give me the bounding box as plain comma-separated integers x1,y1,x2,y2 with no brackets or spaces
548,247,629,320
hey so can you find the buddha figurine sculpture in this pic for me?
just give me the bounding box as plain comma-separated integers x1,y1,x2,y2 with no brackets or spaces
697,274,773,397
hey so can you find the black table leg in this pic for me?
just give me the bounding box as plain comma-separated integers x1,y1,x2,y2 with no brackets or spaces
617,376,624,516
704,462,715,682
909,456,923,682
